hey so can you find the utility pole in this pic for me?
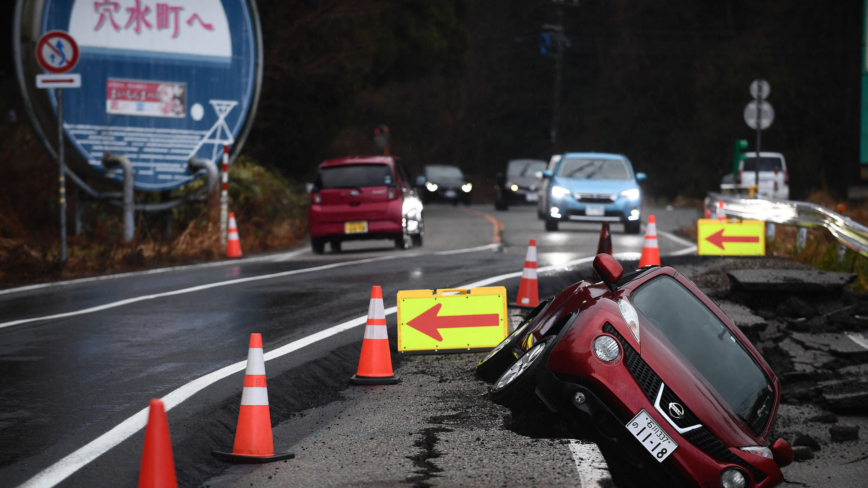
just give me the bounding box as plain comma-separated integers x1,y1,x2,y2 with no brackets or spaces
549,7,564,153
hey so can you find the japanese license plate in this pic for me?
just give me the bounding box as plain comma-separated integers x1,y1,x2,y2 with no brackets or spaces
626,410,678,463
444,190,457,198
526,192,538,202
344,221,368,234
586,204,605,216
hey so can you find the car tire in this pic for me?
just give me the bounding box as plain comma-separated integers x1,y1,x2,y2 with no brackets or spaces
624,220,641,235
395,233,411,250
476,300,548,383
330,240,342,253
495,201,508,211
490,336,554,411
412,232,423,247
545,219,559,232
311,238,325,255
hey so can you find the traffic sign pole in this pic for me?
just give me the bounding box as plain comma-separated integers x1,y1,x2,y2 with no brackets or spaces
58,88,66,263
755,88,762,191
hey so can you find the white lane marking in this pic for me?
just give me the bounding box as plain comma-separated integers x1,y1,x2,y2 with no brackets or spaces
20,244,692,487
568,440,611,487
0,247,310,297
657,229,696,249
846,332,868,350
0,254,405,330
434,243,501,255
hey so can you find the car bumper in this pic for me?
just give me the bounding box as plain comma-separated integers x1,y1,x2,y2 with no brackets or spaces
547,198,641,223
532,316,784,488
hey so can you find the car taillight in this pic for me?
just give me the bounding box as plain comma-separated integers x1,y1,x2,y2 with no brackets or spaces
736,170,742,185
311,192,321,204
388,188,396,200
784,171,789,185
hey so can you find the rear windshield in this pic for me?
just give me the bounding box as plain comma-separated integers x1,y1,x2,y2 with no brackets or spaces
630,276,774,435
508,160,547,177
426,166,464,179
556,158,631,180
316,164,393,189
743,157,783,172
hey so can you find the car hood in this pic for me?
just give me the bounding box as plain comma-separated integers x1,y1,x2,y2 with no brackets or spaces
550,177,637,195
427,177,466,188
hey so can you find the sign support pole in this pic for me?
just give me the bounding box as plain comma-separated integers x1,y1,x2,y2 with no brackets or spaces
220,145,229,247
755,90,762,196
58,87,67,263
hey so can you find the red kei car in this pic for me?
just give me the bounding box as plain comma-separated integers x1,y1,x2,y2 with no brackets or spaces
477,254,793,488
308,156,424,254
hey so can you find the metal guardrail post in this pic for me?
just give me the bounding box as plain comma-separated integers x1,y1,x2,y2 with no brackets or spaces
101,153,135,242
796,228,807,251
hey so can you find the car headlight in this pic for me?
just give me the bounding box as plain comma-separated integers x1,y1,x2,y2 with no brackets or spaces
617,299,640,344
739,446,773,459
593,336,621,362
462,183,473,193
551,186,571,198
719,468,746,488
620,188,641,200
425,182,438,192
510,184,519,192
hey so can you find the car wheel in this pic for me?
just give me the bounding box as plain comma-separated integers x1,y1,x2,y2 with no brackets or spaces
624,220,641,235
477,300,549,383
490,336,553,410
395,233,411,250
330,240,342,253
310,238,325,255
412,232,423,247
545,219,559,232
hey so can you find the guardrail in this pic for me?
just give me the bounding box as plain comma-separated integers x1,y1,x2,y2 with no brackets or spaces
706,192,868,258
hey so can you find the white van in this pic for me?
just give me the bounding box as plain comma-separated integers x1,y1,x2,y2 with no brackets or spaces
722,152,789,200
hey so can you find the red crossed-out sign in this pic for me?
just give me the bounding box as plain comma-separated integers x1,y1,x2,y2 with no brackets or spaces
36,31,80,74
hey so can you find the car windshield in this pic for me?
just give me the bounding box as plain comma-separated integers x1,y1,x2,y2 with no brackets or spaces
557,158,631,180
426,165,464,180
743,157,783,172
630,276,774,436
508,160,547,177
316,164,393,189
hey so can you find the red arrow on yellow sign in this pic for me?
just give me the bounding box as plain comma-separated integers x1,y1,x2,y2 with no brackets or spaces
407,303,500,342
705,229,760,250
696,219,765,256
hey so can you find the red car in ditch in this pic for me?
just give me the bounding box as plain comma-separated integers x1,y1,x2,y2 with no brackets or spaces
308,156,424,254
477,254,793,488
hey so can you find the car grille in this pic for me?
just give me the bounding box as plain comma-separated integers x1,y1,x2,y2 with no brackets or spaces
602,323,767,482
574,193,616,203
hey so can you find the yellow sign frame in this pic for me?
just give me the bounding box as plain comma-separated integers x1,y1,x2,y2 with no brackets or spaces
697,219,765,256
397,287,508,354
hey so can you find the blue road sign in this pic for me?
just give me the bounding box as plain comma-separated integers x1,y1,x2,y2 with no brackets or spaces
38,0,260,191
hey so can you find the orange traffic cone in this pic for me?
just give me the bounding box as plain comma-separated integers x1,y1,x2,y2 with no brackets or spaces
638,215,661,267
212,334,294,463
704,207,711,219
515,239,539,308
138,399,177,488
715,201,726,222
351,286,399,385
226,212,242,259
596,223,612,255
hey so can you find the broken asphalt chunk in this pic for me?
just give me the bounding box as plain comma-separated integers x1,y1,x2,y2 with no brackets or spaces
728,269,856,294
829,425,860,442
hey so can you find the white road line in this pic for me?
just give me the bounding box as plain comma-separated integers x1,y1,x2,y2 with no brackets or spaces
846,332,868,350
658,229,697,249
568,440,611,487
434,243,501,255
18,244,693,487
0,247,310,297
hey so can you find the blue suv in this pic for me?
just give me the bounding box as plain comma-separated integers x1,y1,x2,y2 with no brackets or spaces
542,152,646,234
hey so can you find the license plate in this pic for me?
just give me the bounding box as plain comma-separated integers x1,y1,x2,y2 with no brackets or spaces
586,204,605,216
344,221,368,234
526,193,538,202
626,410,678,463
444,190,457,198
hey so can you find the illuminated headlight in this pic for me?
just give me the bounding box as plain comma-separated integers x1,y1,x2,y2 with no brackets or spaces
462,183,473,193
739,446,773,459
510,184,519,192
719,468,746,488
425,182,438,192
620,188,641,200
550,206,561,218
617,299,640,344
593,336,621,362
630,209,640,218
407,220,419,232
551,186,571,198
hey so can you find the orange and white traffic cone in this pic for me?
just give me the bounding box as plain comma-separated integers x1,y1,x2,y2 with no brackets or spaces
212,334,294,463
716,201,726,222
638,215,661,267
515,239,539,308
226,212,242,259
596,223,612,255
704,207,711,219
351,286,399,385
138,399,177,488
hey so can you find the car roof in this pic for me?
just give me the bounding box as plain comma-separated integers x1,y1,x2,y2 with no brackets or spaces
319,156,395,168
425,164,462,170
561,152,626,160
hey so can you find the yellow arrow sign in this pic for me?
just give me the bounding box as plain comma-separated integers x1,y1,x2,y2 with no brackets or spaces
697,219,765,256
397,287,508,353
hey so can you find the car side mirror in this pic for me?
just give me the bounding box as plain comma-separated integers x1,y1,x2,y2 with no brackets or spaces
636,173,647,181
415,175,426,186
305,182,315,193
542,170,554,179
593,254,623,291
770,439,793,467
